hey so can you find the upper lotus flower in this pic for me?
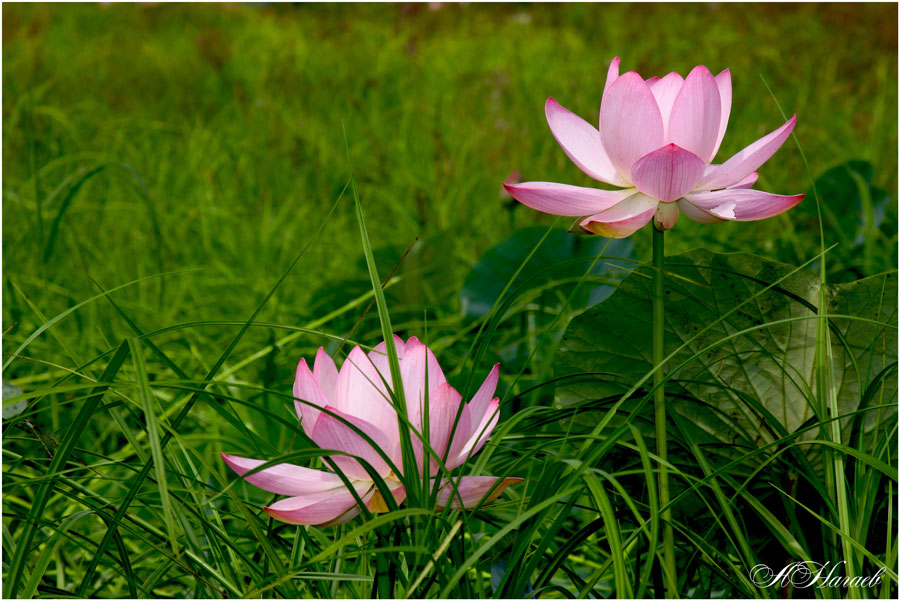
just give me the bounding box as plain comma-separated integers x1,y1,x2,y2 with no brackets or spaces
222,335,520,526
505,57,804,237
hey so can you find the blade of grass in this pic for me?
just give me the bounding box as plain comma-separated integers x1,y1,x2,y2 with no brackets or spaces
128,338,179,557
404,519,462,598
584,474,633,598
2,268,200,373
74,176,350,596
764,74,861,594
770,483,898,581
42,164,108,262
5,340,130,598
343,124,414,503
20,510,94,599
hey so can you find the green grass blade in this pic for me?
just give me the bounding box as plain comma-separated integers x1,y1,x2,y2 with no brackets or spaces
5,340,131,598
128,338,179,557
2,269,199,373
20,510,94,599
74,177,350,596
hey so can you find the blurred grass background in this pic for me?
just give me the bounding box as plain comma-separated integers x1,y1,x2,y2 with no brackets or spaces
3,1,897,381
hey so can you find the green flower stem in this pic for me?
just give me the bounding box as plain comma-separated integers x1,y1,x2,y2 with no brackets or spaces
653,226,677,597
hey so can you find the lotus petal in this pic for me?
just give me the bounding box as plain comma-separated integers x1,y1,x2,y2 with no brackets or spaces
580,192,658,238
313,348,339,400
436,476,523,510
454,398,499,466
334,345,397,439
311,407,396,479
600,72,665,181
631,143,705,202
699,115,797,190
649,72,684,137
685,189,804,221
400,337,447,428
293,359,330,436
601,56,621,100
677,198,724,224
466,363,499,428
711,69,731,160
367,335,407,379
221,453,345,495
414,382,471,475
545,97,623,185
667,65,722,163
264,482,371,525
504,182,632,217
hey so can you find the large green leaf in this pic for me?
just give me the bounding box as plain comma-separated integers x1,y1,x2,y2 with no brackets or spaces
788,160,897,280
554,249,897,446
798,160,891,248
460,226,634,319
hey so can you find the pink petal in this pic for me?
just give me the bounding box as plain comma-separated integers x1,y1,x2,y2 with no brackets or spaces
654,202,679,231
505,182,632,217
319,505,364,527
436,476,523,510
311,407,395,479
600,72,665,181
417,382,471,475
400,337,448,429
666,65,722,163
313,348,339,400
293,359,330,437
601,56,620,100
580,192,658,238
367,335,407,378
732,171,758,189
467,364,499,428
544,97,624,185
684,189,804,221
630,143,706,202
320,484,406,526
387,485,406,506
677,199,724,224
648,72,684,137
221,453,346,495
264,482,372,526
699,115,797,190
704,166,758,190
711,69,731,160
454,398,499,466
334,345,397,439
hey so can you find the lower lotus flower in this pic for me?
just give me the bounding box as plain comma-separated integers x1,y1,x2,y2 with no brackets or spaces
504,57,804,237
222,335,521,525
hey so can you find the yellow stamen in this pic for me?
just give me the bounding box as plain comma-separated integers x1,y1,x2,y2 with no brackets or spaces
368,489,390,513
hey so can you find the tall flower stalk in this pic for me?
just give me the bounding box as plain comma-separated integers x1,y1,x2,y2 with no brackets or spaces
652,227,677,595
504,57,805,596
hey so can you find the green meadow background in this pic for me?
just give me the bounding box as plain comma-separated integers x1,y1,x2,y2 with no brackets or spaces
4,3,897,344
3,3,897,598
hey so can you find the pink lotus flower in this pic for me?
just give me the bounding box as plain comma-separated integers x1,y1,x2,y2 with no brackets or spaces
222,336,520,526
505,57,804,237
